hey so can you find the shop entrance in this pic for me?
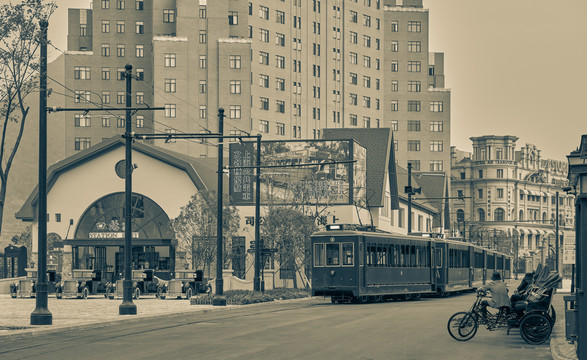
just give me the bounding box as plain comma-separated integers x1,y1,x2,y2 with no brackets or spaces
65,192,175,281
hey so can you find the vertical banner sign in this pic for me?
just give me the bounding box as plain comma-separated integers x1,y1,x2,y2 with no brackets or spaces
229,142,255,205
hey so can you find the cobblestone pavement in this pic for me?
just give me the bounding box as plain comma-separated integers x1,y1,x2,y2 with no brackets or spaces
0,294,225,339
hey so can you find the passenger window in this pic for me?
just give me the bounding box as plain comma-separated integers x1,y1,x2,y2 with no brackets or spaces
342,243,354,266
435,248,442,268
326,243,340,266
314,243,325,266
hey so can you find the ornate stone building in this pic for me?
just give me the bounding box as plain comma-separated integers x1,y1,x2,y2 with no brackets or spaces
450,135,574,275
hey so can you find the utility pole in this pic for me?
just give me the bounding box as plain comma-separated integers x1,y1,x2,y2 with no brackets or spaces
119,64,136,315
215,108,225,301
254,135,262,292
556,191,560,272
31,20,51,326
404,163,420,234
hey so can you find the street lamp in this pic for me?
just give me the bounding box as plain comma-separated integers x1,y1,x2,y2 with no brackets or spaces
566,135,587,359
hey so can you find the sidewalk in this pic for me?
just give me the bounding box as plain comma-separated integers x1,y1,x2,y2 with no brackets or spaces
550,278,578,360
0,294,229,340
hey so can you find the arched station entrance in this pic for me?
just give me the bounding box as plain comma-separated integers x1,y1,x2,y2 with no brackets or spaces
63,192,175,282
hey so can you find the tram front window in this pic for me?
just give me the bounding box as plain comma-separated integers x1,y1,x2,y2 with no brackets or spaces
314,243,325,266
326,243,340,266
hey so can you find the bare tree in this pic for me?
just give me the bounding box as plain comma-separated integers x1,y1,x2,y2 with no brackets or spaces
172,190,240,276
0,0,56,236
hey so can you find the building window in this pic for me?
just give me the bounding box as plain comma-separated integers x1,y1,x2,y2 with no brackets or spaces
408,140,420,152
163,9,176,23
117,44,125,57
135,44,144,58
102,0,110,9
165,104,176,118
430,101,444,112
74,114,91,127
101,91,110,104
117,67,125,80
164,129,176,142
80,24,87,37
363,55,371,68
259,120,269,133
276,122,285,135
229,55,241,69
74,90,91,103
363,35,371,47
229,105,241,119
136,68,144,81
136,115,144,128
408,61,421,72
391,120,398,131
259,51,269,65
276,55,285,69
494,208,505,221
408,101,421,112
199,80,207,94
478,170,483,178
408,41,421,52
478,208,485,221
260,97,269,110
391,61,398,72
164,78,176,93
276,100,285,113
101,44,110,57
136,0,143,10
430,140,443,152
408,81,421,92
116,21,125,34
276,78,285,91
497,169,504,178
363,116,371,128
116,0,125,9
497,189,504,199
363,76,371,88
460,172,465,179
74,66,91,80
135,21,144,34
407,120,420,132
199,30,207,44
349,93,357,106
117,117,124,128
117,91,125,104
410,160,421,171
199,105,207,119
102,116,110,127
259,5,269,19
391,41,398,52
199,5,207,18
391,100,398,111
276,10,285,24
478,189,483,199
74,137,91,151
430,161,443,172
164,53,176,67
362,96,371,108
259,74,269,88
260,28,269,42
228,11,238,25
430,121,443,132
230,80,241,94
199,55,207,69
136,91,144,104
276,33,285,46
408,21,421,32
101,20,110,33
350,31,358,44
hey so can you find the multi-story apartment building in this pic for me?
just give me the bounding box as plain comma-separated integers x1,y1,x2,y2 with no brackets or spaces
450,135,574,274
384,0,451,173
63,0,451,174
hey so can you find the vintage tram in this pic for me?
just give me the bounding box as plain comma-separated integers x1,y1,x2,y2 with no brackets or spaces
311,224,511,303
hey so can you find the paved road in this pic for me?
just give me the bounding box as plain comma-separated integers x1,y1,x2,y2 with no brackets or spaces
0,292,552,360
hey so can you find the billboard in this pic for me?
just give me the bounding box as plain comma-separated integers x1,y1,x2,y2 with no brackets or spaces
229,140,366,206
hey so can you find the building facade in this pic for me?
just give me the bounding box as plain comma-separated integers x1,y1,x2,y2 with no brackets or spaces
63,0,450,176
450,135,574,274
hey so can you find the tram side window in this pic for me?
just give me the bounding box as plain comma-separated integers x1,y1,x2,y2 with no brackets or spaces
342,243,354,266
410,245,416,267
389,245,396,267
314,243,325,266
435,248,442,268
378,246,387,266
326,243,340,266
475,252,484,268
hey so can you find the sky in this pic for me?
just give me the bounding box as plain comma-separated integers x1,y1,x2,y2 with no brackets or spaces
12,0,587,161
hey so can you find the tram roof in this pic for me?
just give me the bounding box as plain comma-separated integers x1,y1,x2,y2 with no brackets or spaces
16,136,225,221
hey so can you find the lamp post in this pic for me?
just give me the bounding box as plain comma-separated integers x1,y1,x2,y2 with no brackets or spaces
566,135,587,359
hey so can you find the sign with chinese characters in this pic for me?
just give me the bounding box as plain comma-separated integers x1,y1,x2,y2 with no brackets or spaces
563,232,575,265
229,142,255,205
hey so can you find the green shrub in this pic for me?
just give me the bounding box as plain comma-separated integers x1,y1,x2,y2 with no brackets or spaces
190,289,309,305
